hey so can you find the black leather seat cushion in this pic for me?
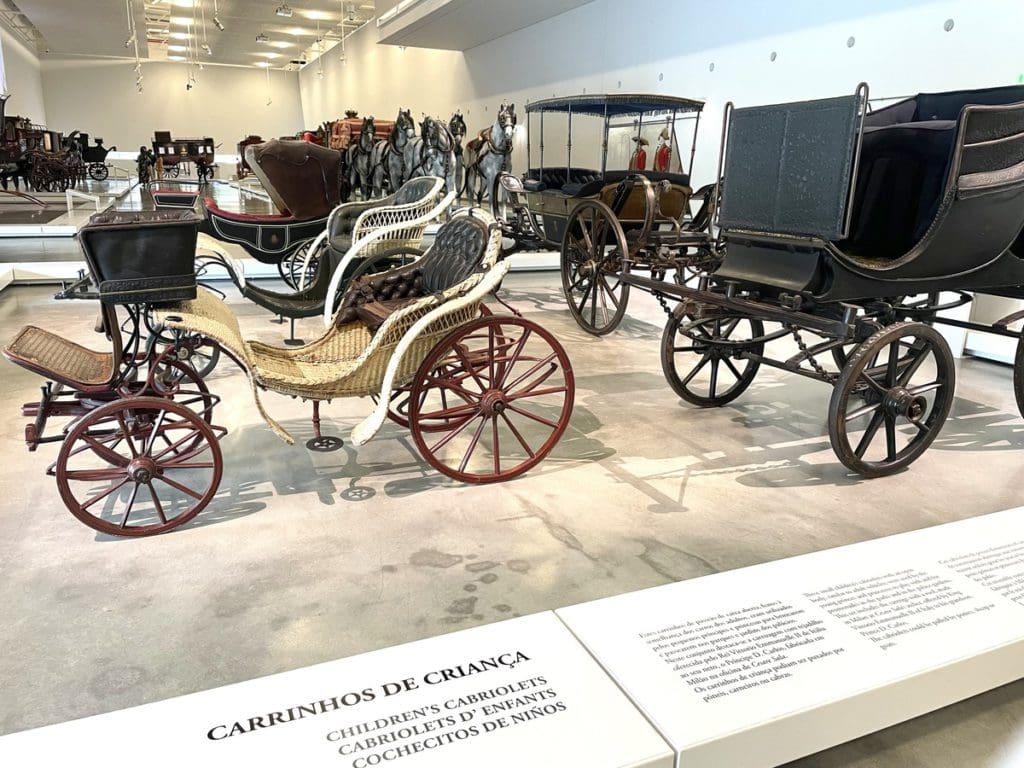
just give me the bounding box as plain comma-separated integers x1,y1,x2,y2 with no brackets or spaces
333,215,491,330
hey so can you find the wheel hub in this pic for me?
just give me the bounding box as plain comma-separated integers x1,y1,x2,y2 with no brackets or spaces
127,457,158,483
480,389,508,417
883,387,927,419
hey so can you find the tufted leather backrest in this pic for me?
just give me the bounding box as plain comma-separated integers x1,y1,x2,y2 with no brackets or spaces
417,214,491,294
394,177,439,206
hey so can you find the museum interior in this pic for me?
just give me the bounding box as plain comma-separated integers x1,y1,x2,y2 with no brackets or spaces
1,0,1024,765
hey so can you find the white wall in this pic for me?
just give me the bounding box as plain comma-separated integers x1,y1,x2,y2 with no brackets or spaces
41,59,303,154
300,0,1024,186
1,27,46,125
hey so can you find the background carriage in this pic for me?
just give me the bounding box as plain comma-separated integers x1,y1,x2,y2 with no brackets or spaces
493,94,718,334
632,83,1024,477
152,132,216,181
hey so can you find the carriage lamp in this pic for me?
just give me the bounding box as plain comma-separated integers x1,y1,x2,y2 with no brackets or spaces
276,4,293,17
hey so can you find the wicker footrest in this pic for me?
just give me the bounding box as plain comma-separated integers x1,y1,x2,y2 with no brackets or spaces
3,326,115,387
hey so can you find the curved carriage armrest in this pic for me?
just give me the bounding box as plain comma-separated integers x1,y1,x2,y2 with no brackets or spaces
195,232,246,289
351,186,453,242
327,194,395,238
958,159,1024,199
351,258,512,446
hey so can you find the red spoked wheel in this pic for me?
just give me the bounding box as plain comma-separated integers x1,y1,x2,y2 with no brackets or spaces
380,305,494,429
55,396,224,536
408,316,575,483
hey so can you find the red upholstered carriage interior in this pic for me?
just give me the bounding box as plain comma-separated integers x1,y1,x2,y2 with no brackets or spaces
203,197,294,223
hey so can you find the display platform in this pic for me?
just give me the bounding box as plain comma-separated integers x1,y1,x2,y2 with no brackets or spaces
0,612,673,768
558,508,1024,768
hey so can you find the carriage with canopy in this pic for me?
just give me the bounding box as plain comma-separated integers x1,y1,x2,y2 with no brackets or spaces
200,138,344,283
491,93,720,334
636,82,1024,476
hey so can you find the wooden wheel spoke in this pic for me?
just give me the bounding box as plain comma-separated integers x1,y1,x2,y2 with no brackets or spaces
680,354,711,387
457,416,489,473
82,434,130,467
430,413,483,454
574,282,593,316
908,381,942,397
673,345,700,353
709,359,720,398
884,413,898,461
64,468,126,482
491,417,501,475
453,346,490,393
722,357,744,382
854,408,886,459
80,478,131,510
495,328,532,388
147,482,167,524
500,412,538,458
860,371,889,397
886,341,900,386
506,403,559,429
845,400,882,422
509,384,567,402
115,413,139,457
418,402,479,421
154,473,204,500
598,276,620,308
161,461,216,471
150,424,205,462
503,352,558,393
898,343,932,386
119,483,141,528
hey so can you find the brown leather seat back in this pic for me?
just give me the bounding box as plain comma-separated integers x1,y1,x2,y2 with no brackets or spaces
246,139,342,219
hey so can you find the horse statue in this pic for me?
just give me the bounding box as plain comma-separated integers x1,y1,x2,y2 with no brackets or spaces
371,108,416,197
0,151,32,192
410,116,458,195
447,110,467,196
346,116,377,199
465,102,517,204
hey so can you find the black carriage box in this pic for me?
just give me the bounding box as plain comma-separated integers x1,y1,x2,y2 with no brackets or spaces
79,210,199,304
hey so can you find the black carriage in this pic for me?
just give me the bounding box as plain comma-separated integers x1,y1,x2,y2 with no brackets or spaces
201,139,343,283
635,83,1024,477
68,132,116,181
492,94,718,334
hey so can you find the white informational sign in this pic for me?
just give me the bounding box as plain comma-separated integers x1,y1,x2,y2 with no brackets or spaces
0,612,672,768
558,508,1024,768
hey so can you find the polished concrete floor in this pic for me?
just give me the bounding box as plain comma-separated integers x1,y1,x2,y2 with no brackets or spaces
1,270,1024,766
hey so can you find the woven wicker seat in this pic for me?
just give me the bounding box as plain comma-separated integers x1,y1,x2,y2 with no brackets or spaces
3,325,116,390
155,210,506,446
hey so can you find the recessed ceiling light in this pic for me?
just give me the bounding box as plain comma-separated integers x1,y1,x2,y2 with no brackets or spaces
285,26,313,36
167,44,188,51
170,16,192,25
254,61,271,68
168,55,186,61
167,0,194,6
268,40,293,48
169,31,191,39
258,52,281,59
298,10,334,20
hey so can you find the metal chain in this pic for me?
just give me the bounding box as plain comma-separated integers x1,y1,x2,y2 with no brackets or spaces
652,290,675,319
789,325,836,382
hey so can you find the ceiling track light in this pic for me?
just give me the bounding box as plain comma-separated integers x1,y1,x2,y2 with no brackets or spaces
212,0,224,30
256,32,269,43
275,4,293,18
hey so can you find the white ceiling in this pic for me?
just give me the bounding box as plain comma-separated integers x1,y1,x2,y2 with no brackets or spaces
15,0,375,69
377,0,596,51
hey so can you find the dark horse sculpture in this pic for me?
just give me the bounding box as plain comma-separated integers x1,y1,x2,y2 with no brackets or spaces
465,102,517,204
448,111,467,196
371,108,416,197
347,116,377,199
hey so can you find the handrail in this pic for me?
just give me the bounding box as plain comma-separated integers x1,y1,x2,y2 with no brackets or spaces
66,187,102,213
